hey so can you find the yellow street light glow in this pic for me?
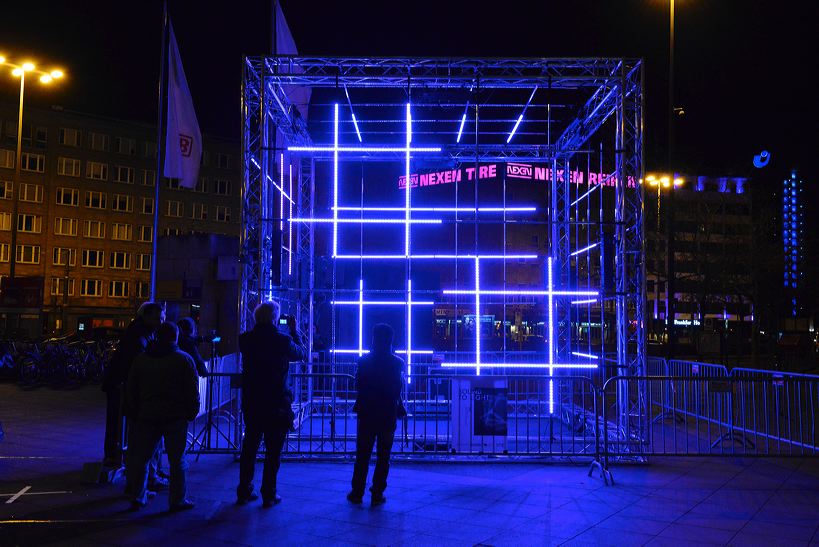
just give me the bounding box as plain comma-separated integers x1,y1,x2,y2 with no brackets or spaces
646,175,657,186
40,74,52,84
22,62,35,72
11,67,23,77
51,69,64,79
660,176,671,188
673,178,684,186
0,56,5,64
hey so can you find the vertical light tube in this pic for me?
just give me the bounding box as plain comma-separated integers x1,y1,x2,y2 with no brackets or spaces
405,103,411,257
407,279,412,384
475,257,481,376
280,153,284,231
548,256,554,414
358,279,364,357
288,163,293,275
333,103,339,257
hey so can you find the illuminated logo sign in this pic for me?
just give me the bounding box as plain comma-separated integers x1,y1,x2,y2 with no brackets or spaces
507,163,533,179
399,163,634,189
179,133,193,157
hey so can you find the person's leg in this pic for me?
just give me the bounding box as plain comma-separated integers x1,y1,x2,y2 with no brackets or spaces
351,418,377,497
371,424,396,496
260,421,288,503
237,418,263,500
162,420,189,508
103,387,121,463
128,421,161,506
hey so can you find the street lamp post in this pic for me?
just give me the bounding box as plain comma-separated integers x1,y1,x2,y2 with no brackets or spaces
666,1,680,358
0,56,64,281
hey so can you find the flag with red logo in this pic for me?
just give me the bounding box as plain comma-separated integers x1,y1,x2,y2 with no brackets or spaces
163,21,201,189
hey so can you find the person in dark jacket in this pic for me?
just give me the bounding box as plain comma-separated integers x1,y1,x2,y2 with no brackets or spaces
176,317,208,377
126,322,200,511
236,301,304,507
347,324,405,507
102,302,164,465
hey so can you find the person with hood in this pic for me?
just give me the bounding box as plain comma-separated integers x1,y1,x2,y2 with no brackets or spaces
347,323,405,507
236,301,304,508
102,302,164,466
176,317,209,377
125,321,200,511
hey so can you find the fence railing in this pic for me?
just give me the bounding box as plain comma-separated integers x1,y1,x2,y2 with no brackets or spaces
184,356,819,480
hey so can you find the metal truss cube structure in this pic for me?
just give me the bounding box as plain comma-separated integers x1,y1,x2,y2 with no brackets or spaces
241,56,645,450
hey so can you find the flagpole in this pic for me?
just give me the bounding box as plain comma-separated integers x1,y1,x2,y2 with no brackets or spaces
151,2,169,301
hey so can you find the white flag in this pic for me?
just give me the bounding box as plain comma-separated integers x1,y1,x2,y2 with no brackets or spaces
164,21,201,189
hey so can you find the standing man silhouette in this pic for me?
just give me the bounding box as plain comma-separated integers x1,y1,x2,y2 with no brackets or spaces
348,324,405,507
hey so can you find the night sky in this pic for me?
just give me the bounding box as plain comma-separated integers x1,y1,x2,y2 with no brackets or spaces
2,1,816,185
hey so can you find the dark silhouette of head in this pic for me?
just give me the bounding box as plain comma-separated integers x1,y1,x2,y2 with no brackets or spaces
254,300,280,326
371,323,394,353
138,302,165,330
177,317,196,336
156,321,179,345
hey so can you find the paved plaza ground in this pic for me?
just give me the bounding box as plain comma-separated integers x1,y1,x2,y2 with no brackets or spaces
1,384,819,546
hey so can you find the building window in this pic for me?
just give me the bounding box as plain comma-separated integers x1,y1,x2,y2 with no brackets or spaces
137,281,150,298
114,166,135,184
195,178,207,193
85,191,107,209
166,200,183,217
112,194,133,212
111,223,132,241
81,249,104,268
83,220,105,239
136,254,151,271
0,212,10,231
110,251,131,270
56,187,80,206
87,161,109,181
50,277,75,296
109,280,130,298
17,214,42,233
201,151,210,167
89,132,109,151
0,149,14,169
19,183,44,203
21,152,45,173
141,169,156,186
57,157,82,177
0,180,12,199
15,244,41,264
216,153,231,169
164,178,180,190
53,247,77,266
54,217,79,236
145,141,157,159
80,279,103,297
215,206,231,222
22,125,47,148
191,203,207,220
0,243,8,262
162,227,182,236
214,179,231,196
59,128,80,147
115,137,136,155
141,197,154,215
138,225,153,242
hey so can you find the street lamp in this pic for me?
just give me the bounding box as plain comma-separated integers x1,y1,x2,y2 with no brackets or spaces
645,174,684,230
0,55,65,281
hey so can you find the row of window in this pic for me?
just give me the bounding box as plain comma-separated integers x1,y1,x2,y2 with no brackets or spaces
1,244,152,270
1,126,233,168
0,215,151,240
49,277,148,299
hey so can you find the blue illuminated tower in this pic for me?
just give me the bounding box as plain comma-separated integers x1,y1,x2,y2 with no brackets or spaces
783,170,803,317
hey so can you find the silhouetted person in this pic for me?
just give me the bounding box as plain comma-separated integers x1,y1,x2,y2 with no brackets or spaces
348,324,405,507
177,318,209,377
126,322,199,512
102,302,164,466
237,301,304,507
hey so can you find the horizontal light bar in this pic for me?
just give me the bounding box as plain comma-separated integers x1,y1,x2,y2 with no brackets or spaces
571,299,598,305
443,290,598,296
332,300,435,306
569,243,599,256
289,146,442,153
291,218,442,224
571,352,599,360
331,349,434,355
333,206,536,213
441,363,598,369
334,254,538,260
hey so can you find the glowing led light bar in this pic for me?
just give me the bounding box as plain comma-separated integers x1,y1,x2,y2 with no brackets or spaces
506,114,524,144
331,349,434,355
405,103,411,257
571,352,599,360
289,146,442,153
280,153,285,230
547,256,554,414
569,243,599,256
456,112,467,143
407,279,413,383
571,298,598,305
441,363,598,369
475,257,481,376
333,206,536,213
443,290,597,296
288,163,293,275
334,254,538,260
291,218,442,224
570,183,601,206
358,279,364,356
351,113,363,142
333,104,339,257
344,86,363,142
265,175,293,203
332,300,435,306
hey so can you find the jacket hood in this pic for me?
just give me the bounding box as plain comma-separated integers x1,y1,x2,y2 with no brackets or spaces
146,341,178,358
